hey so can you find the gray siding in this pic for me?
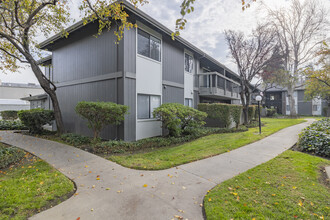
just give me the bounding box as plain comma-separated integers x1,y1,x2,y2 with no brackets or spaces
123,78,136,141
53,26,118,83
57,79,118,139
297,90,312,115
194,91,200,109
163,86,184,104
162,38,184,84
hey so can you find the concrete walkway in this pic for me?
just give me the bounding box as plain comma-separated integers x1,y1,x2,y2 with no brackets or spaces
0,119,313,220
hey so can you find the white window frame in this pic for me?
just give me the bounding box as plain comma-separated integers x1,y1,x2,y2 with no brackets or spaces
137,28,161,62
137,94,161,120
184,52,194,73
185,98,193,108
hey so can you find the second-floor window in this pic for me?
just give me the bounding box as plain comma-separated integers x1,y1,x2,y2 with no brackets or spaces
185,53,194,73
137,29,161,62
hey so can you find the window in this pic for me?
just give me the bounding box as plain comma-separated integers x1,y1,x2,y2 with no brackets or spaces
185,53,194,73
286,105,290,111
137,29,161,61
185,98,193,107
313,105,318,111
202,75,211,88
137,94,161,119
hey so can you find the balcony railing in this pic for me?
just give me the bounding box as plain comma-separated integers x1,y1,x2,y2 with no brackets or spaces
198,72,240,99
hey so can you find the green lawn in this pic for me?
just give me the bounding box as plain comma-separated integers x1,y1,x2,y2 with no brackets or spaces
109,118,305,170
204,150,330,219
0,146,75,220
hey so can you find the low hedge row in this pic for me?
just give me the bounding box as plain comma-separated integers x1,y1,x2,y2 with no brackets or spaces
60,133,91,146
0,111,18,120
18,109,54,134
94,126,248,154
198,103,243,128
0,144,25,169
298,118,330,158
0,120,28,130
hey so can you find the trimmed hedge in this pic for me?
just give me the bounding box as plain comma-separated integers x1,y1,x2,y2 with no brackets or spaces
198,103,243,128
75,101,128,140
266,108,276,117
248,105,257,122
298,118,330,158
153,103,207,137
94,126,248,154
18,109,54,134
60,133,91,146
0,144,25,169
0,120,28,130
0,111,18,120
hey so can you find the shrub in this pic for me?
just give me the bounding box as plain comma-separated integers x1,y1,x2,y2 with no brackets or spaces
75,101,128,140
1,111,18,120
266,108,277,117
198,103,243,128
0,120,28,130
0,144,25,169
298,118,330,158
60,133,91,146
198,103,231,128
18,109,54,134
248,105,257,122
94,126,248,155
231,105,243,128
153,103,207,137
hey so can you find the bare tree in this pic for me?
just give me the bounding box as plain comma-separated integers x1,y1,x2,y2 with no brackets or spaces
225,24,276,125
267,0,328,117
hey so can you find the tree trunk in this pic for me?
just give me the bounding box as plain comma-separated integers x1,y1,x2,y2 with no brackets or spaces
29,61,64,134
327,102,330,117
287,86,297,118
242,106,249,125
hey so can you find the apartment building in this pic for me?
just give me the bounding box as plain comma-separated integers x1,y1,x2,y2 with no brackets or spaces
264,87,327,116
38,1,241,141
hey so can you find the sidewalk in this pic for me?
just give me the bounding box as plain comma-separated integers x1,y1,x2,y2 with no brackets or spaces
0,119,313,220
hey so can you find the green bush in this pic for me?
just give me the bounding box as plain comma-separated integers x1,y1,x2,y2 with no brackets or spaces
298,118,330,158
0,120,28,130
266,108,277,117
60,133,91,146
153,103,207,137
1,111,18,120
248,105,257,122
18,109,54,134
0,144,25,169
94,126,248,155
198,103,243,128
75,101,128,140
231,105,243,128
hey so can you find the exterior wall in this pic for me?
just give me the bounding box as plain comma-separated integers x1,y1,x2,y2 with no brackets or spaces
162,38,184,84
57,79,118,139
135,23,162,140
52,24,123,140
297,90,312,115
52,25,118,83
163,86,184,104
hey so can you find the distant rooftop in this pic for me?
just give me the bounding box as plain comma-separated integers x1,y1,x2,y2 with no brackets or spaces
0,81,41,89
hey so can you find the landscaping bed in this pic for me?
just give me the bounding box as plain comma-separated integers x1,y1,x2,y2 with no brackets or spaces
203,150,330,220
109,118,305,170
0,143,75,220
297,118,329,158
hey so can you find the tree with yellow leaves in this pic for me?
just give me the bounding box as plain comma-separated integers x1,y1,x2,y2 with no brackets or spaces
304,42,330,116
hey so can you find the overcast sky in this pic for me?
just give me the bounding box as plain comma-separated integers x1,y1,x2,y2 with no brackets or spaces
1,0,329,84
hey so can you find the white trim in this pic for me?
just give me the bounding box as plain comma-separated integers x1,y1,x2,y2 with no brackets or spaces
136,21,162,39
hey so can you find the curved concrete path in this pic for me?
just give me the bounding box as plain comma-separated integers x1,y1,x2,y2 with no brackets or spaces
0,119,313,220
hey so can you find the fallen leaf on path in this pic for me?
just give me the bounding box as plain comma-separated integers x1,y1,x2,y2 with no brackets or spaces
143,184,148,187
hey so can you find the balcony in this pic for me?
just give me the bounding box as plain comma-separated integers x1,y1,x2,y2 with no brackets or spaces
198,72,240,100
